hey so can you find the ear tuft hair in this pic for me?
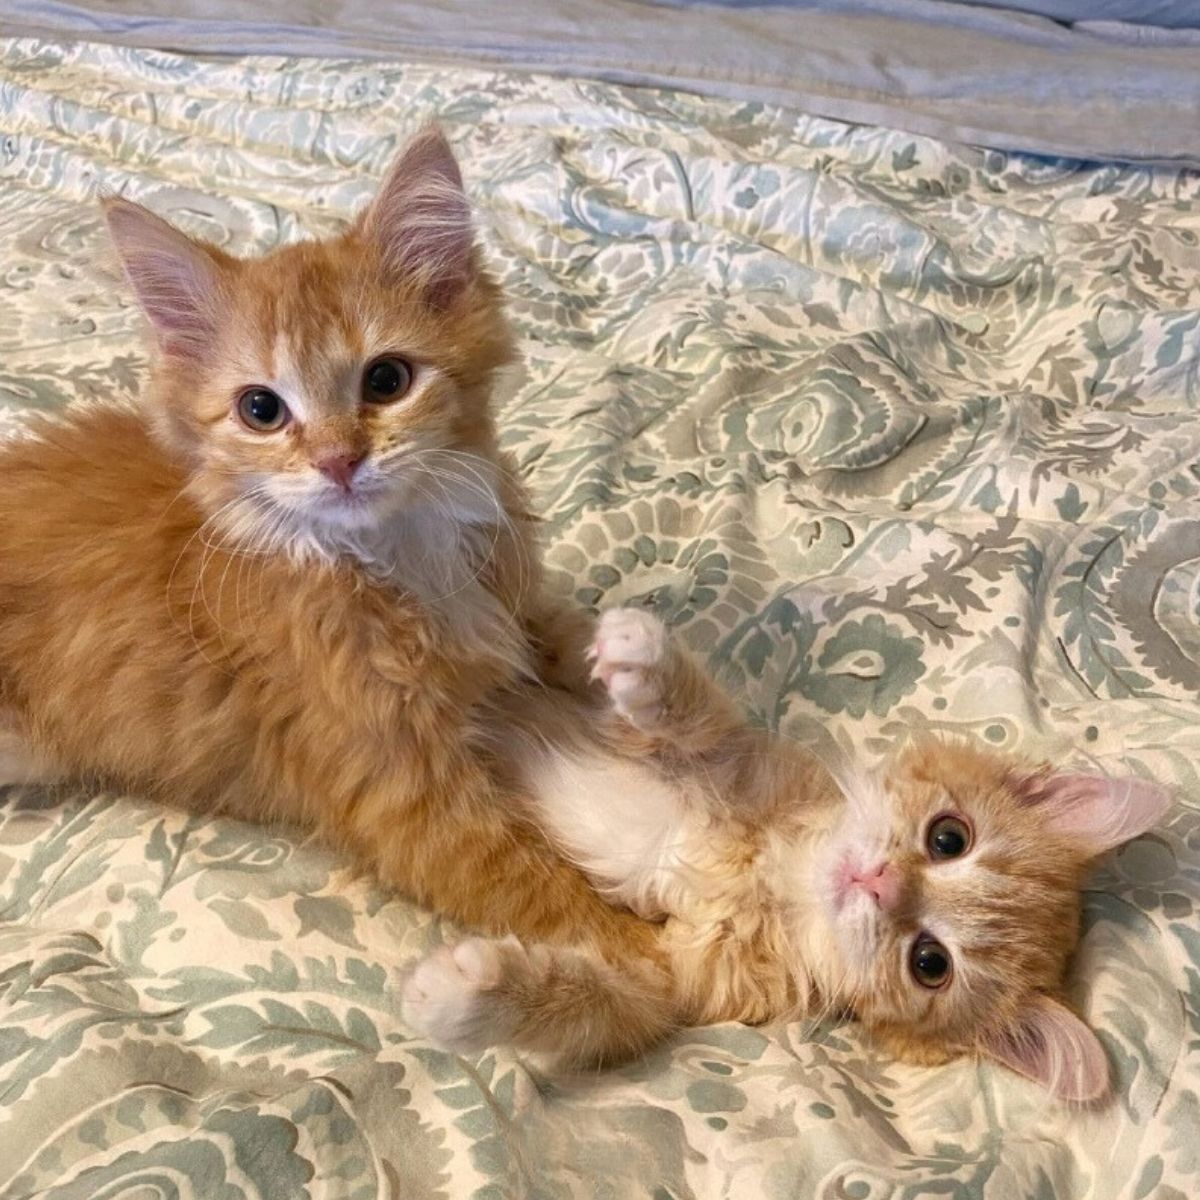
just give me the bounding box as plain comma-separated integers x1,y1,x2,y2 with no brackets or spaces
358,126,475,309
980,994,1110,1102
1010,768,1170,857
103,197,225,360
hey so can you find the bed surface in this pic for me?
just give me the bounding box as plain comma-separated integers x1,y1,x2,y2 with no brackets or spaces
3,0,1200,167
0,35,1198,1200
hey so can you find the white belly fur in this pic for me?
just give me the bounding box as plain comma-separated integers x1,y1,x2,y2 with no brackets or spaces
525,747,705,920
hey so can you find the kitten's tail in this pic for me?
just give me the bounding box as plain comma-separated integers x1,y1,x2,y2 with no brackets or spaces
402,935,677,1066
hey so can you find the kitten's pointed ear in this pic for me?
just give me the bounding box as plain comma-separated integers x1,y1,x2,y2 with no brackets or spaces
103,197,225,360
980,995,1109,1102
359,126,474,308
1012,769,1170,856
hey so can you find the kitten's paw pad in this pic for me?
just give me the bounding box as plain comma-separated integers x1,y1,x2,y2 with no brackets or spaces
401,939,509,1051
588,608,668,728
589,608,667,674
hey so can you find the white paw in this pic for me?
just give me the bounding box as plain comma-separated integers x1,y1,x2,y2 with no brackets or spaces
589,608,668,729
401,938,509,1052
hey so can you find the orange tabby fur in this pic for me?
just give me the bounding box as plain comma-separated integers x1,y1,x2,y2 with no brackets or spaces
403,609,1169,1101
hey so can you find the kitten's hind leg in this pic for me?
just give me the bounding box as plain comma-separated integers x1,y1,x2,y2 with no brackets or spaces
589,607,747,757
401,935,676,1067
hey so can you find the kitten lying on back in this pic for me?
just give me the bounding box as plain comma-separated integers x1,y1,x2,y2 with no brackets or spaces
0,128,657,967
403,609,1169,1101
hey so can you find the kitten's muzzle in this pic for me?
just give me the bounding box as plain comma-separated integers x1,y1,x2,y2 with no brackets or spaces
313,451,365,493
835,859,903,912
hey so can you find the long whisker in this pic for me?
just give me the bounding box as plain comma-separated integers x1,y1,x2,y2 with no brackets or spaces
212,489,282,639
174,486,287,670
237,503,290,637
166,491,255,662
408,450,534,626
410,464,505,603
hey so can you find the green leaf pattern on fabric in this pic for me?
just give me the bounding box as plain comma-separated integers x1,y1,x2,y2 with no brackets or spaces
0,35,1197,1199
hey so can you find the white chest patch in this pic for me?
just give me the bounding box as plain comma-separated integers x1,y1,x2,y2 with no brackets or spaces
282,457,531,678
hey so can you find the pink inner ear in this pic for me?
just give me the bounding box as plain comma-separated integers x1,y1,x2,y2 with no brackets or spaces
1013,770,1171,855
104,198,221,359
360,127,474,307
983,996,1109,1102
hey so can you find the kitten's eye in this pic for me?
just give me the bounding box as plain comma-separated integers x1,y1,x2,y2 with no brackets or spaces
237,388,289,433
909,936,953,989
363,357,413,404
927,814,971,860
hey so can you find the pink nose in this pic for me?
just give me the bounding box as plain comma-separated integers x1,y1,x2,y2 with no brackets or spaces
314,452,364,492
851,862,902,911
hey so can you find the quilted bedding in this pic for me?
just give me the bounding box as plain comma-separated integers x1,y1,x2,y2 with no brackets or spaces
0,36,1198,1200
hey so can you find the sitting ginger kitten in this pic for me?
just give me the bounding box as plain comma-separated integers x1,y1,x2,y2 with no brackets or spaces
0,128,658,972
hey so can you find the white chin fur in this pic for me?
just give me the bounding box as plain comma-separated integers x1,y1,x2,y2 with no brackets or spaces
279,456,501,558
231,454,532,674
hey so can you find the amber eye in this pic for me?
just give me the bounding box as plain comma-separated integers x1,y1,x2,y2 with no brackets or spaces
363,356,413,404
909,936,953,989
927,814,971,861
237,387,289,432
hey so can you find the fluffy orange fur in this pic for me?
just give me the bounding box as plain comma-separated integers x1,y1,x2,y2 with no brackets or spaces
403,609,1169,1102
0,128,657,974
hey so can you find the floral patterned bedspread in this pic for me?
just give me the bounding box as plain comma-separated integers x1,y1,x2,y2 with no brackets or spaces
0,35,1198,1200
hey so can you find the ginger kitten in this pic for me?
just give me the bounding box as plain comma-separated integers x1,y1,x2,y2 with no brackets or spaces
0,128,651,963
403,609,1169,1101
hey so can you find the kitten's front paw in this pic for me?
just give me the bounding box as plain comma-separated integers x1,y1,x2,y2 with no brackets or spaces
401,938,512,1052
588,607,668,730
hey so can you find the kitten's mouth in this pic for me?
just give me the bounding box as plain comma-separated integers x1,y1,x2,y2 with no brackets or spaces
325,486,371,506
829,854,892,915
296,477,394,532
319,475,389,509
830,855,860,912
